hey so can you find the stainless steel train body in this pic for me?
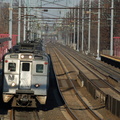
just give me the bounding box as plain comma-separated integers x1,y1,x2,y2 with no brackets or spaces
2,42,49,107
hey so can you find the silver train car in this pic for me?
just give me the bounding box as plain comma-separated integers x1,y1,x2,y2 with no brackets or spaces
2,41,49,107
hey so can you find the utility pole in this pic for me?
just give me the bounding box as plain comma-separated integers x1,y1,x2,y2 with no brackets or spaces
81,0,84,52
77,4,80,51
73,0,76,50
23,0,27,41
18,0,21,43
65,0,68,45
8,0,13,49
27,0,30,31
73,9,76,49
40,0,42,38
69,9,72,46
88,0,91,53
96,0,101,60
27,0,31,41
110,0,114,56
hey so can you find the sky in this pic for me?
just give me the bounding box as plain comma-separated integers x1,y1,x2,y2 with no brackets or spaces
0,0,80,25
27,0,80,17
22,0,80,25
0,0,80,17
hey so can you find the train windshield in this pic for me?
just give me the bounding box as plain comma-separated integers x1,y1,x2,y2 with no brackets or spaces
36,64,44,73
8,63,16,71
22,63,30,71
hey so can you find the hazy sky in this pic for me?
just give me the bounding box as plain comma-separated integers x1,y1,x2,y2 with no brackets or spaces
1,0,80,24
24,0,80,24
1,0,80,17
26,0,80,18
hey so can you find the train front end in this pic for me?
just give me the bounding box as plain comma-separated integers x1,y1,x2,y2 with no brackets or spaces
2,53,49,108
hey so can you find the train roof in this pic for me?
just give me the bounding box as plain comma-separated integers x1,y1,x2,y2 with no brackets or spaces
11,39,44,54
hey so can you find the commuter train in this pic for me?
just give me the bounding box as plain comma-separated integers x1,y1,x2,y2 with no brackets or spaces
2,39,50,108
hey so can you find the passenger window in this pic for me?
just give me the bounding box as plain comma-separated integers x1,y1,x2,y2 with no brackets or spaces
22,63,30,71
36,64,44,73
8,63,16,71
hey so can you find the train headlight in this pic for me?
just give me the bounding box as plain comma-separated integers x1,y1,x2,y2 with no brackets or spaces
11,82,16,87
34,84,40,88
21,55,24,58
29,55,32,59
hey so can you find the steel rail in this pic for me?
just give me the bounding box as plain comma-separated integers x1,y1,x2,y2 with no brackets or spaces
33,111,40,120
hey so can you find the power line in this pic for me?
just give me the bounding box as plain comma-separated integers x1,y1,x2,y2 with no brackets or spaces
41,0,65,7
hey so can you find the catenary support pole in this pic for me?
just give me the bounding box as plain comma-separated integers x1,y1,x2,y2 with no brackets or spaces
23,0,27,41
18,0,21,43
77,4,80,51
8,0,13,49
88,0,91,53
110,0,114,56
81,0,84,52
73,8,76,50
96,0,101,60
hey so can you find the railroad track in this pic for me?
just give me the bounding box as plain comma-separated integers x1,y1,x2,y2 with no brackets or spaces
56,45,120,93
47,43,120,119
59,44,120,83
48,45,120,116
49,46,103,120
9,109,40,120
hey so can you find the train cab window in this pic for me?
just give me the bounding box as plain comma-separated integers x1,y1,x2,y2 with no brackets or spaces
8,63,16,71
36,64,44,73
22,63,30,71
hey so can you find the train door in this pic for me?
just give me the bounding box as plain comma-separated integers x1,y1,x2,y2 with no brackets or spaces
19,62,32,89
